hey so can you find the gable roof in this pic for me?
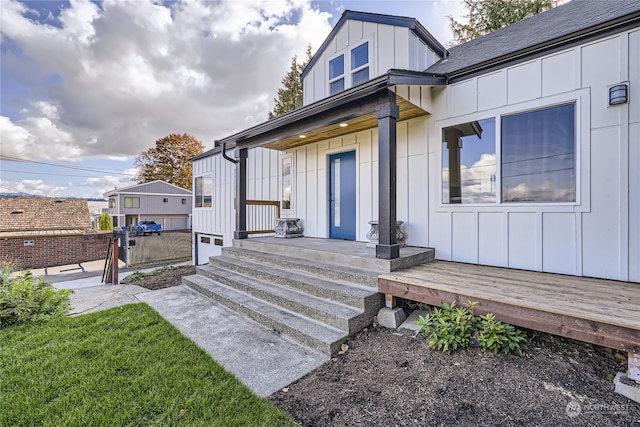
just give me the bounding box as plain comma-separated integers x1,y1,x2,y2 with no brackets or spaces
427,0,640,80
103,180,191,197
300,10,446,81
0,198,91,233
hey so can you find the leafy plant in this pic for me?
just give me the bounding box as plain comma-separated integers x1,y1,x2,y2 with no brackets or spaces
478,313,527,356
415,300,526,355
0,264,72,328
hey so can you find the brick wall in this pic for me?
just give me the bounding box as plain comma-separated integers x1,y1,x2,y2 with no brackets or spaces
0,232,111,270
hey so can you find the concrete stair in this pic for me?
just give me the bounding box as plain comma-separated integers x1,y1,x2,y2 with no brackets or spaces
183,245,383,357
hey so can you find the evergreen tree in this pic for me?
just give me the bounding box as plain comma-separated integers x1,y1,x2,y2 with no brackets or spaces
269,45,313,119
99,212,113,231
134,133,204,191
449,0,557,45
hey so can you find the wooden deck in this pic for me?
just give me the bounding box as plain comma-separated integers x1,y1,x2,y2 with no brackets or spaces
379,261,640,353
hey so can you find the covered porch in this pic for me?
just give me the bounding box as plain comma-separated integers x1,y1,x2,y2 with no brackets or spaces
212,71,444,260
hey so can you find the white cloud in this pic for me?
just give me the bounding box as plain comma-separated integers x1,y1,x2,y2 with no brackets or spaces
1,0,332,161
0,178,67,196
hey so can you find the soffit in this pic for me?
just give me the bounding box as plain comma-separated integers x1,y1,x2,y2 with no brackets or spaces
264,96,428,151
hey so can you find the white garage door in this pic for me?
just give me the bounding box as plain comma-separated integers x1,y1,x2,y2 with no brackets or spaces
169,217,188,230
197,234,223,265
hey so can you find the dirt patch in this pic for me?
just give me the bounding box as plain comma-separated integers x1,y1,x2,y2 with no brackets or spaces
120,265,195,290
126,267,640,425
270,326,639,426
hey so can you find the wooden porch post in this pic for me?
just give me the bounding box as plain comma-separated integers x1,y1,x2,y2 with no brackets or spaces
234,148,248,239
376,90,400,260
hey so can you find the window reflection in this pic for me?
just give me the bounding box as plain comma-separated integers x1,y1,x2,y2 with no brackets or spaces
502,104,575,202
442,118,496,204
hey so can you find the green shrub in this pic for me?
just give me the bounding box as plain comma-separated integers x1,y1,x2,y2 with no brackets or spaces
415,300,526,355
0,264,72,328
99,212,113,231
478,313,527,356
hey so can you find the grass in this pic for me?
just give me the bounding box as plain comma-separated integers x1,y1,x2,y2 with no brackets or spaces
0,304,296,427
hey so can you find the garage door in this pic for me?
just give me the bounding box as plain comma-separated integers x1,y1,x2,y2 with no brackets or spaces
169,217,188,230
197,234,223,265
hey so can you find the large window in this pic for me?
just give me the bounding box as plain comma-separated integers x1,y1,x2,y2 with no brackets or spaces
502,104,575,202
124,197,140,208
442,103,575,204
351,42,369,86
329,55,344,96
281,155,292,210
109,198,116,208
442,118,496,204
194,176,212,208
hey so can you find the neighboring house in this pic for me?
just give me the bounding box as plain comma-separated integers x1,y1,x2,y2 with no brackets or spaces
87,199,109,229
191,1,640,284
0,197,109,269
104,180,192,231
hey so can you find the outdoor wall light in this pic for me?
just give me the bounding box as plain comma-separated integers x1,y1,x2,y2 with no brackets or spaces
299,134,306,138
609,84,628,106
339,123,348,127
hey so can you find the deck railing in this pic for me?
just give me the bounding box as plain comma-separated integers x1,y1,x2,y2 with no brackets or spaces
246,200,280,235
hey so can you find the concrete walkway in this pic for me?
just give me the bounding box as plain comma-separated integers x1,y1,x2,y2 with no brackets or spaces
43,262,327,397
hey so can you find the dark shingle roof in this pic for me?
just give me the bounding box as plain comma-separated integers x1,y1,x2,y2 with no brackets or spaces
427,0,640,77
0,198,91,232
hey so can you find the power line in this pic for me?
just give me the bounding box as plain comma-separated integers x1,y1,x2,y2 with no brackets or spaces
0,155,134,176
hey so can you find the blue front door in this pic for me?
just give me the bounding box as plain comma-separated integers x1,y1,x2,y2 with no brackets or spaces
329,151,356,240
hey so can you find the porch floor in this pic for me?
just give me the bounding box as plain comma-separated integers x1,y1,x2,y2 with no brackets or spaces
379,261,640,353
239,237,434,273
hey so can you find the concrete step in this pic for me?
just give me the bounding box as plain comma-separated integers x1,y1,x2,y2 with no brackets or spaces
208,255,382,313
196,264,369,333
182,274,347,356
221,246,378,288
232,237,435,273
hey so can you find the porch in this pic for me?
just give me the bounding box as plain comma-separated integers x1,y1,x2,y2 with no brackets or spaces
379,261,640,354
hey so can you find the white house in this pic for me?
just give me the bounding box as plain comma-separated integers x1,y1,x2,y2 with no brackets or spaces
191,1,640,284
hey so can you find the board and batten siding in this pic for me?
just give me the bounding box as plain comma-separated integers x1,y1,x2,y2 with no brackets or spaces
303,19,437,105
279,115,429,246
427,29,640,283
192,147,278,247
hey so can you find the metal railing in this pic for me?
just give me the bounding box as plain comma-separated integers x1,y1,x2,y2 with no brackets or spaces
246,200,280,235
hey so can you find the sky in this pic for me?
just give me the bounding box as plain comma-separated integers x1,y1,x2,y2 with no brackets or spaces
0,0,465,199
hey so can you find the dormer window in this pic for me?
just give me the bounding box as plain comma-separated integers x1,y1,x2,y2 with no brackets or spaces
351,42,369,86
329,55,345,95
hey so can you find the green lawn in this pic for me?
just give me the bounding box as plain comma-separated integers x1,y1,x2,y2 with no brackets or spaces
0,304,296,427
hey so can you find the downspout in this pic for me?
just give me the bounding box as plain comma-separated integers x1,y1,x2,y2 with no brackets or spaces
221,142,238,164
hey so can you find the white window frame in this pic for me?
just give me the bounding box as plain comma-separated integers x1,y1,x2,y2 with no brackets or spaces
280,153,294,212
326,35,374,96
327,52,345,96
194,174,213,209
436,89,590,213
350,41,370,87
